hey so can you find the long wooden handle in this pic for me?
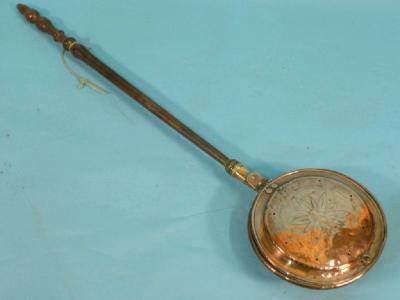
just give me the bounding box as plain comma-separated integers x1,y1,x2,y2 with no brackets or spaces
17,3,229,165
17,4,268,190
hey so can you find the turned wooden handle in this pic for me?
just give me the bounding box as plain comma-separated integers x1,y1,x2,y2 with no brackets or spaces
17,3,231,166
17,3,76,50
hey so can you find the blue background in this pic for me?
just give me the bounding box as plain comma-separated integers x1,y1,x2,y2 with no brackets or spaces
1,0,399,299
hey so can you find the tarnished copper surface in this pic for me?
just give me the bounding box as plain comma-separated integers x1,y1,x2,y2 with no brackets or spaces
249,169,386,289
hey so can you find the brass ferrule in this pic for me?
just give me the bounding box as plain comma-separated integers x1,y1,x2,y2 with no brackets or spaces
225,159,268,191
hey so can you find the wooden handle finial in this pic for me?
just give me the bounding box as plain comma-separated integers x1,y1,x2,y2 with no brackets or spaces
17,4,76,50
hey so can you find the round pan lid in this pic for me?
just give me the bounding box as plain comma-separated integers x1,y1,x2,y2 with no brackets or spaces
249,169,387,289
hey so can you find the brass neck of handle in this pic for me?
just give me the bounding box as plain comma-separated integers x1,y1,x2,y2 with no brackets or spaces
225,160,268,191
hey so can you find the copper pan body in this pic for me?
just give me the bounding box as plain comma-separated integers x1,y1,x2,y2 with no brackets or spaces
248,169,386,289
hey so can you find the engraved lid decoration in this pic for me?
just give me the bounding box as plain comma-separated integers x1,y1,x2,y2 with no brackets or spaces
266,176,372,269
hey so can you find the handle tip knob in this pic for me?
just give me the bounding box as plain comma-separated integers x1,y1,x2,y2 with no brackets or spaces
17,4,40,24
17,4,76,48
17,3,28,14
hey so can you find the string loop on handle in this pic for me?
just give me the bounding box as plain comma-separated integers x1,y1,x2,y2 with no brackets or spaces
61,44,108,95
